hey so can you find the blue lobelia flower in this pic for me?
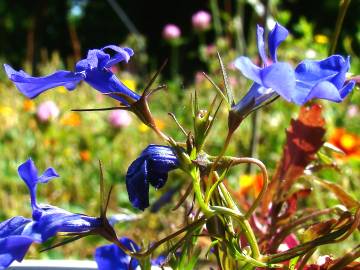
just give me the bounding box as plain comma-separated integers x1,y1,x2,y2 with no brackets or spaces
233,23,355,115
95,237,140,270
0,159,102,269
126,145,179,211
17,158,102,241
95,237,165,270
4,45,140,106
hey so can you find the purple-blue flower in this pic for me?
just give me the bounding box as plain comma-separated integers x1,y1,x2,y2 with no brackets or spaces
4,45,140,106
0,159,102,269
95,237,165,270
233,23,355,114
126,145,179,211
17,158,102,241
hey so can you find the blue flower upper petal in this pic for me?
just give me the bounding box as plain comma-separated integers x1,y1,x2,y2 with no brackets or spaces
126,145,179,210
95,237,139,270
101,46,134,67
18,158,59,210
260,62,296,102
234,57,262,84
256,25,267,64
3,64,84,99
268,23,288,62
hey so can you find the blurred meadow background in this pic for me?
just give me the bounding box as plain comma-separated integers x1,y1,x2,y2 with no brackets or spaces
0,0,359,262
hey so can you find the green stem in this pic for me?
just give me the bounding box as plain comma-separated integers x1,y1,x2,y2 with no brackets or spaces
329,0,351,55
210,205,261,259
191,168,215,216
210,0,223,37
170,44,179,79
111,216,207,259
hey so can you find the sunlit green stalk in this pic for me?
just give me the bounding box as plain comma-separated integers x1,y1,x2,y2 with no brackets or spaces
210,0,223,37
329,0,351,55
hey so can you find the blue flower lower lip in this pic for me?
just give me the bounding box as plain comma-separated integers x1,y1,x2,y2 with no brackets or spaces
4,45,140,106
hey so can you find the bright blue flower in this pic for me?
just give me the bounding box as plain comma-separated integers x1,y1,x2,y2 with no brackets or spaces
4,45,140,105
95,237,140,270
17,158,102,241
95,237,165,270
126,145,179,211
0,159,102,269
233,23,355,114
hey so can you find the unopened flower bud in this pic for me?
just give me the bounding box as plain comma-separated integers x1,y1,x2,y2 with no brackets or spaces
192,10,211,31
162,24,181,40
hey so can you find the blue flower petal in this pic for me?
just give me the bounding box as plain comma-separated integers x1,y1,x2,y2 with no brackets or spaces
0,217,32,239
28,205,101,241
18,159,59,210
101,46,134,67
340,81,355,99
4,64,84,99
268,23,288,62
17,159,40,209
260,62,296,102
37,167,59,184
303,81,342,103
83,69,140,105
126,157,150,210
234,57,262,84
295,55,348,84
0,235,35,269
126,145,179,210
76,49,110,71
95,238,139,270
256,25,267,64
0,217,35,269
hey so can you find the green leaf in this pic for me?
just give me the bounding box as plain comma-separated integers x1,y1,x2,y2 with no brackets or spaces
289,256,300,270
217,51,235,106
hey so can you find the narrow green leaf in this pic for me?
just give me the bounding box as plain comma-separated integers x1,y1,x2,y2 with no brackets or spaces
289,256,300,270
217,51,235,106
202,72,230,109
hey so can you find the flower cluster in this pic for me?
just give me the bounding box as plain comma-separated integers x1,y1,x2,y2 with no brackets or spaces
2,21,358,270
